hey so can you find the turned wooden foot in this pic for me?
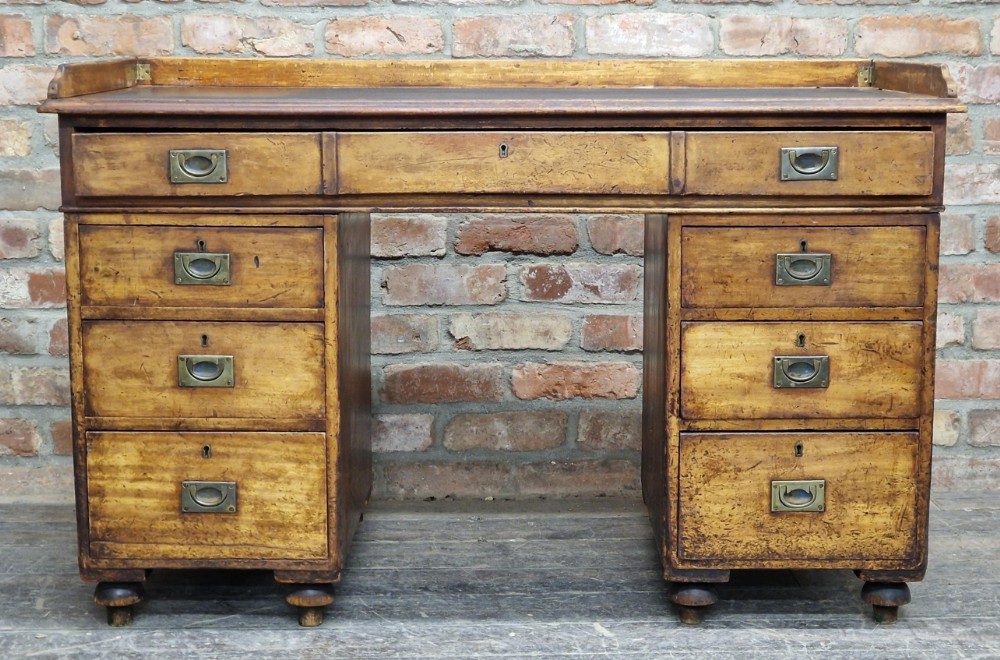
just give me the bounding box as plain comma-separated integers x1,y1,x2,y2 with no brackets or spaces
862,581,910,624
94,582,144,627
286,584,334,627
669,583,718,625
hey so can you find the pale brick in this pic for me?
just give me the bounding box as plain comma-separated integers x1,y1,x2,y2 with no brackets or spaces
969,410,1000,447
935,360,1000,399
940,213,975,255
985,215,1000,253
449,312,572,351
965,65,1000,104
946,114,973,156
48,216,64,260
856,16,981,57
453,15,575,58
371,214,447,258
581,315,642,352
372,314,438,354
939,264,1000,303
383,264,506,306
0,316,39,354
444,411,567,451
586,13,713,57
0,269,29,306
932,408,960,447
48,318,68,356
587,215,643,256
720,16,847,56
0,169,61,211
0,118,30,157
50,419,72,456
382,363,504,404
383,462,510,499
520,264,640,304
0,15,32,57
0,217,40,258
373,414,434,452
984,117,1000,155
512,361,640,400
0,367,71,405
326,16,443,56
455,215,577,256
993,17,1000,55
936,312,965,348
578,410,641,451
517,459,639,496
181,15,314,56
0,64,54,105
972,309,1000,350
945,163,1000,206
46,15,173,56
0,418,41,457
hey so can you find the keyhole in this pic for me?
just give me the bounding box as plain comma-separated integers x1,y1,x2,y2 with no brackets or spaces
794,442,804,458
254,255,260,268
800,240,808,253
202,445,212,459
499,143,509,159
201,334,209,348
196,239,207,253
796,333,806,347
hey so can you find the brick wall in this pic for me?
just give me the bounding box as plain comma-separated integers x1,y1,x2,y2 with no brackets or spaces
1,2,998,499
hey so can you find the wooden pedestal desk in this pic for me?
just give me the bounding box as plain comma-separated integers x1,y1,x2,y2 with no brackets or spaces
40,58,964,627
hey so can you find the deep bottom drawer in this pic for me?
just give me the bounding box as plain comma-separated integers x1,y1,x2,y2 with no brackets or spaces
678,432,918,563
87,432,328,561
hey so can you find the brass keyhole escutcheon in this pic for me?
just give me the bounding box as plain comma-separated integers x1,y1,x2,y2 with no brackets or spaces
499,143,509,158
202,445,212,459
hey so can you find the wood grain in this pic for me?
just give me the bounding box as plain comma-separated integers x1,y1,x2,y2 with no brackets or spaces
47,58,139,99
873,61,960,99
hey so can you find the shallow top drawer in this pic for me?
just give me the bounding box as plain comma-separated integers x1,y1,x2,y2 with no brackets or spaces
72,133,323,197
683,131,934,197
335,132,670,195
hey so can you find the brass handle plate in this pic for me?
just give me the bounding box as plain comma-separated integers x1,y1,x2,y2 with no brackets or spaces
169,149,228,184
780,147,838,181
771,479,825,512
178,355,234,388
174,252,231,286
773,355,829,389
181,480,237,513
775,252,831,286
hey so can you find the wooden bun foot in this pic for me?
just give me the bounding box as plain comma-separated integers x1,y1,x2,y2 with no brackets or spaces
669,583,718,625
862,581,910,624
286,584,334,627
94,582,144,627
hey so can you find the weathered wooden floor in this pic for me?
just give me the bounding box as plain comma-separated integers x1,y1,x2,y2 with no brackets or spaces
0,494,998,658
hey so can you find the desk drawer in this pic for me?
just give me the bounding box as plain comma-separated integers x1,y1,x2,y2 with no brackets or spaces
681,226,926,308
335,132,670,195
684,131,934,197
72,132,323,197
80,225,324,310
87,431,327,560
82,321,325,421
678,432,918,563
680,322,922,420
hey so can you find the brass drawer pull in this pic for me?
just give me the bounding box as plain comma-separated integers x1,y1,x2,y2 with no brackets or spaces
771,480,825,512
181,480,237,513
169,149,228,184
775,252,831,286
174,252,231,285
177,355,234,388
773,355,829,389
780,146,838,181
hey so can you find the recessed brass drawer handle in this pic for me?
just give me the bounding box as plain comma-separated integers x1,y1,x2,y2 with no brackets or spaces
174,252,231,285
177,355,234,388
169,149,228,184
181,480,237,513
771,480,825,512
780,146,838,181
775,252,831,286
773,355,829,389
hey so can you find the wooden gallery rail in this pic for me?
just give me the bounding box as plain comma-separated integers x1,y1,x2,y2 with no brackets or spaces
40,58,965,627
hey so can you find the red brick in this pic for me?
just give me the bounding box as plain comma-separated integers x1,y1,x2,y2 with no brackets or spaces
936,312,965,349
0,119,30,157
946,114,973,156
48,318,68,356
326,16,443,56
382,462,510,499
969,410,1000,447
933,409,960,448
0,64,54,106
720,17,846,56
578,410,641,451
48,216,64,261
449,312,571,351
455,215,577,256
938,264,1000,303
373,414,434,452
371,314,438,354
972,309,1000,350
27,269,66,307
520,264,640,304
382,363,504,404
181,15,313,56
371,214,446,258
46,15,173,56
581,315,642,352
0,367,71,405
383,264,506,306
586,13,713,57
984,117,1000,155
444,411,567,451
512,361,640,400
945,163,1000,206
453,15,575,58
964,65,1000,104
0,317,38,354
517,459,639,497
856,16,981,57
0,14,33,57
940,213,975,256
0,169,61,211
50,418,72,456
587,215,643,256
0,217,40,258
0,418,41,457
985,215,1000,254
935,360,1000,399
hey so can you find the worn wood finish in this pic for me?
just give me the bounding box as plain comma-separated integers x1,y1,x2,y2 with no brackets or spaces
873,61,958,98
47,58,140,100
81,321,325,420
681,225,926,308
87,432,327,560
336,132,671,195
80,225,323,310
72,133,323,197
680,321,923,420
683,131,935,197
